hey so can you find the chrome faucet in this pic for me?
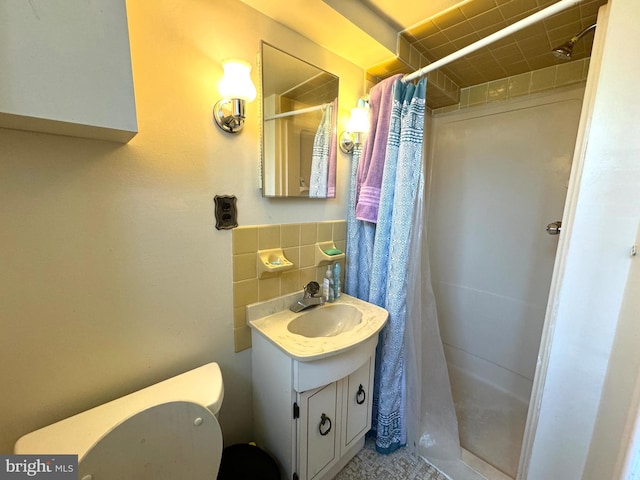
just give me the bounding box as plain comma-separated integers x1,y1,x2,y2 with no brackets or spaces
290,281,325,312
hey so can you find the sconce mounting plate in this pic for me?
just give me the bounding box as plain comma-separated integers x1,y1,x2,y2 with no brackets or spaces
213,99,246,134
339,131,355,153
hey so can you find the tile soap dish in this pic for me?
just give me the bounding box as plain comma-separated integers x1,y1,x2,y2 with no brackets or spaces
315,241,345,266
258,248,294,278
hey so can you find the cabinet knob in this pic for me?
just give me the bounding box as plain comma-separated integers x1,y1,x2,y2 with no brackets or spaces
319,413,332,436
356,384,366,405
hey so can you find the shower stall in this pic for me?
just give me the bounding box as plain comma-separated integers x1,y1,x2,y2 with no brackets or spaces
399,0,638,477
425,85,585,478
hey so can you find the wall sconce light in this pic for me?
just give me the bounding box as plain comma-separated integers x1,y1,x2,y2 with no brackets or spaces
213,59,257,134
339,100,369,153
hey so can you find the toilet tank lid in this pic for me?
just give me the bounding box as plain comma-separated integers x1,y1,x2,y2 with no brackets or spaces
14,362,224,458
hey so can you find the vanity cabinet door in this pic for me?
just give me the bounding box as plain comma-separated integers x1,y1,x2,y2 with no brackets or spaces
298,382,339,480
342,357,373,451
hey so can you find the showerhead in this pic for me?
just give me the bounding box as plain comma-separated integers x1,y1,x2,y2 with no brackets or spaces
552,40,576,60
551,23,597,61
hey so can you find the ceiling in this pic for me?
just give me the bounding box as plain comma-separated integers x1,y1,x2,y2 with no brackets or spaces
242,0,606,108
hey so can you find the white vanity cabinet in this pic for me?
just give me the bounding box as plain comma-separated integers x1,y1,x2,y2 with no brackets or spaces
251,332,377,480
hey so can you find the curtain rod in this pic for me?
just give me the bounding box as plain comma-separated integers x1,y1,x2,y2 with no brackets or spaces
401,0,585,83
264,102,330,121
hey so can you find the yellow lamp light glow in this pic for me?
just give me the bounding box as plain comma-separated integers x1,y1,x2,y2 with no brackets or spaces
346,106,370,134
213,59,257,133
340,101,370,153
218,60,257,102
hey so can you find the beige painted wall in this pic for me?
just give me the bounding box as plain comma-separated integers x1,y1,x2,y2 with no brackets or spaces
0,0,362,454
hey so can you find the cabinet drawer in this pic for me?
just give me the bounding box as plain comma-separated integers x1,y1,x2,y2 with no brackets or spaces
293,335,377,392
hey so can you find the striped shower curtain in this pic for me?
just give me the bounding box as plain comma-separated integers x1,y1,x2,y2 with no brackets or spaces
345,78,427,453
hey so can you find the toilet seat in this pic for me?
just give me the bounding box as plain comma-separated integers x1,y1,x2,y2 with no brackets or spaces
78,401,222,480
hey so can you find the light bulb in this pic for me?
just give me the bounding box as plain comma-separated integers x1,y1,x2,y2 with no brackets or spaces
218,59,256,102
346,106,369,133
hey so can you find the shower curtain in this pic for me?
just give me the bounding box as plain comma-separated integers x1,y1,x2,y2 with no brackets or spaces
346,74,461,463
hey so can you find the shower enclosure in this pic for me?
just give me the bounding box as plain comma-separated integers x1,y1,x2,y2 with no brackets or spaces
426,85,585,478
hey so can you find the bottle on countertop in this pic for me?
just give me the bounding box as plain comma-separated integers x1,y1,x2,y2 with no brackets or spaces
324,265,334,302
333,262,341,299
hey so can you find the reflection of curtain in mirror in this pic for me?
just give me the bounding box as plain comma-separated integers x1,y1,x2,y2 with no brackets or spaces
309,102,334,197
326,98,338,197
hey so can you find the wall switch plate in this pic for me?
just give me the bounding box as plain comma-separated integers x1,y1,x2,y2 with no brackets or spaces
214,195,238,230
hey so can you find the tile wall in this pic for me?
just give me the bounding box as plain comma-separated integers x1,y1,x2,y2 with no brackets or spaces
433,57,589,114
232,220,347,352
401,0,603,88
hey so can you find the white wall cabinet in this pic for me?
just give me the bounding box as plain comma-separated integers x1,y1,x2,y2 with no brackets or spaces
251,333,376,480
0,0,137,143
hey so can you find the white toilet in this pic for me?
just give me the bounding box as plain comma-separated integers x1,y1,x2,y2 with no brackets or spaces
14,363,225,480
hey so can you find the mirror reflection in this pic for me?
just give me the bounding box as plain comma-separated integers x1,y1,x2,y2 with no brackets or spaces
261,42,339,198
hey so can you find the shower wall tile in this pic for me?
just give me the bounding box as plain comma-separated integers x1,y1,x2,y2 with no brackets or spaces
508,72,532,97
435,104,461,115
368,40,461,110
468,83,489,106
403,0,604,95
556,60,585,86
459,88,470,108
488,78,508,102
397,35,412,65
231,220,347,352
530,67,556,92
432,57,589,115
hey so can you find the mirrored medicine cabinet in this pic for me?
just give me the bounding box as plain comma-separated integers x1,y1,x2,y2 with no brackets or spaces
260,42,339,198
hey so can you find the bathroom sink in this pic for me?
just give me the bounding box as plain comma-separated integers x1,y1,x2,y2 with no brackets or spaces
247,293,388,361
287,304,362,338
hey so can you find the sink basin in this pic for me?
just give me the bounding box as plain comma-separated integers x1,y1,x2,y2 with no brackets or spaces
247,293,389,361
287,304,362,338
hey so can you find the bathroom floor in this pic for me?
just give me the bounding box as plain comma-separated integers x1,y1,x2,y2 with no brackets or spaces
334,437,449,480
